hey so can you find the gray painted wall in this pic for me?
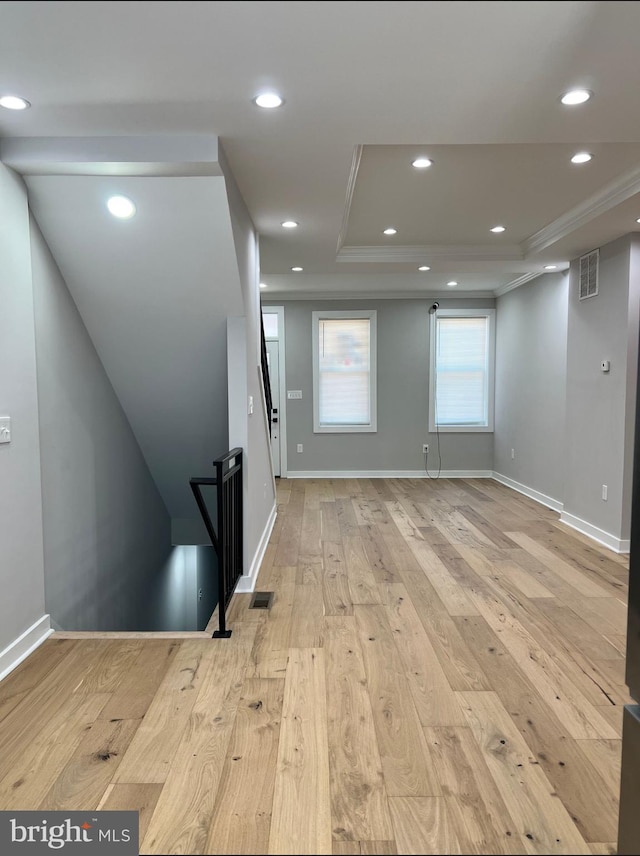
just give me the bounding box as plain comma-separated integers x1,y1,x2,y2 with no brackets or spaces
221,143,276,572
267,298,495,473
30,215,175,631
494,272,569,502
565,235,633,540
0,165,46,653
622,235,640,537
25,175,244,528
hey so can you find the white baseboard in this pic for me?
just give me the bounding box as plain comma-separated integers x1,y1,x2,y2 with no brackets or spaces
286,469,493,479
236,502,277,593
0,615,53,683
491,474,628,553
279,470,628,555
559,511,630,554
492,472,564,513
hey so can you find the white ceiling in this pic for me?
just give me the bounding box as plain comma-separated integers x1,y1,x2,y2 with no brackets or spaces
2,1,640,296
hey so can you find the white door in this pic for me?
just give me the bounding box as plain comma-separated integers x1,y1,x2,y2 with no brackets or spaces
266,339,280,476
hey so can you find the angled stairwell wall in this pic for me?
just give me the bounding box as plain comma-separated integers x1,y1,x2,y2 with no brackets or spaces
30,213,175,631
0,136,277,648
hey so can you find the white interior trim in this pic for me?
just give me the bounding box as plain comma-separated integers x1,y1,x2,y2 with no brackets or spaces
265,305,287,477
0,615,53,683
492,472,627,554
429,307,496,434
522,163,640,255
257,362,276,489
494,271,544,297
492,472,564,513
559,511,630,554
281,471,628,555
236,501,277,593
286,470,493,479
336,244,523,263
336,144,363,253
312,309,377,434
263,290,497,301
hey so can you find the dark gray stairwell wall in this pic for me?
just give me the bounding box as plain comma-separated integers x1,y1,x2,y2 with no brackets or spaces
30,214,179,631
196,546,218,631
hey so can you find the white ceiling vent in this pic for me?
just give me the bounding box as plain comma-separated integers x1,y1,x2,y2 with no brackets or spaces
579,248,599,300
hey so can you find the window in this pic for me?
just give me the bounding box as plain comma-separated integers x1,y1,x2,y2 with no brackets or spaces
429,308,495,432
262,311,279,339
312,310,377,433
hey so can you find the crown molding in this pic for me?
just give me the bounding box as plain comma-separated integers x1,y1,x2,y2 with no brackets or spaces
261,290,496,301
336,145,363,253
337,244,523,263
522,163,640,256
494,271,544,296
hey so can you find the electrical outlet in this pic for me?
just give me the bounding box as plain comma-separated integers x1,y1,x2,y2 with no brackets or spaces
602,484,608,501
297,443,303,453
422,444,429,454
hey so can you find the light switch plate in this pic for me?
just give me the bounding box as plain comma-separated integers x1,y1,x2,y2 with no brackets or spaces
0,416,11,444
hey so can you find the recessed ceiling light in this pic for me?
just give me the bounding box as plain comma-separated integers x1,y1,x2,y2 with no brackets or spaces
254,92,284,109
107,195,136,219
383,228,397,235
291,266,303,272
447,281,458,287
544,265,558,270
418,265,431,271
560,88,592,106
281,220,298,229
571,152,592,164
0,94,30,110
412,157,433,169
259,283,268,289
490,225,506,233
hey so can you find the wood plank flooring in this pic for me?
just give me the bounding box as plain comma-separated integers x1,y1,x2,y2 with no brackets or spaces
0,477,629,855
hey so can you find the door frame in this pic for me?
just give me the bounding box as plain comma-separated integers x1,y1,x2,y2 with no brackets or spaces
263,305,287,478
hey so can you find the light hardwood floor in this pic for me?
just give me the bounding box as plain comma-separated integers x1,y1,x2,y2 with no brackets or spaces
0,478,629,855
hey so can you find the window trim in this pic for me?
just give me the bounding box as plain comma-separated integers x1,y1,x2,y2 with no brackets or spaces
312,309,377,433
428,307,495,433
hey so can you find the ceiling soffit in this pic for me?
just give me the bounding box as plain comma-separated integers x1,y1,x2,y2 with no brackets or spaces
337,143,640,269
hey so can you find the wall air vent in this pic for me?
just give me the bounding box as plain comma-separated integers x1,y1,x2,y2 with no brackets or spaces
579,248,599,300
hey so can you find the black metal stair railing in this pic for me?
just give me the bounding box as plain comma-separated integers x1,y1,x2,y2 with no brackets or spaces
190,448,243,638
260,306,273,437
